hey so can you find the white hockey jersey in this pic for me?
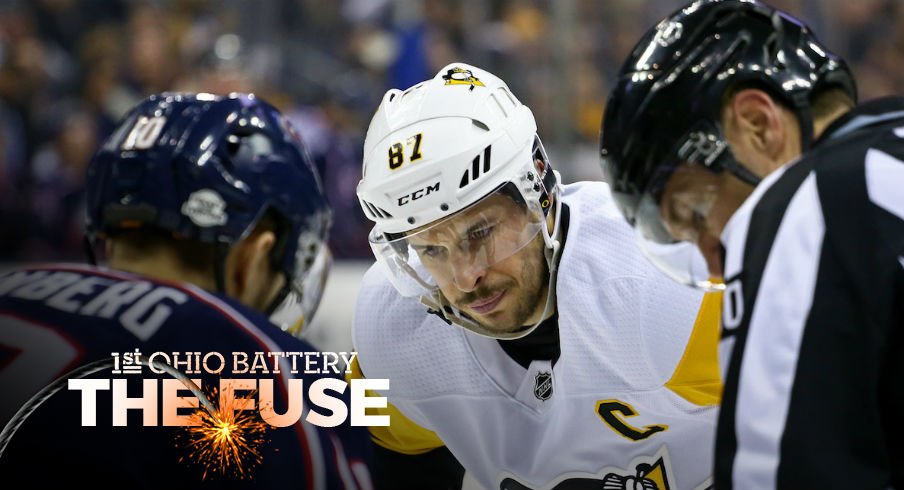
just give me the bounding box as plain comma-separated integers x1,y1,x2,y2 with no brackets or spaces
353,181,721,490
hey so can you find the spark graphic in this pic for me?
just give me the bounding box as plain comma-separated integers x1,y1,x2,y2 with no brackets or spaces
177,383,270,480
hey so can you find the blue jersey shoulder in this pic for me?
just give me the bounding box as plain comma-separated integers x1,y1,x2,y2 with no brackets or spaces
0,264,372,488
0,264,316,360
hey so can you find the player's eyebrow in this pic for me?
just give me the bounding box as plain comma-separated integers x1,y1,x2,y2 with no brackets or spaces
464,217,491,237
409,242,435,253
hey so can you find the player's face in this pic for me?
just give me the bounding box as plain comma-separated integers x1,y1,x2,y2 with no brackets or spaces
408,194,549,334
658,163,751,278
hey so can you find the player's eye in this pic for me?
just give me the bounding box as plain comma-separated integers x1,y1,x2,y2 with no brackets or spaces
415,245,447,260
468,225,495,241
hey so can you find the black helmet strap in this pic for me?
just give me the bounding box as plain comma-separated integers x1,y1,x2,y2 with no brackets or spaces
84,235,98,266
213,241,230,294
724,156,763,187
793,92,815,152
266,282,292,317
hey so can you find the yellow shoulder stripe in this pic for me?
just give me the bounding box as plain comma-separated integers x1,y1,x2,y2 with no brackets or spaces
664,290,723,406
347,356,445,455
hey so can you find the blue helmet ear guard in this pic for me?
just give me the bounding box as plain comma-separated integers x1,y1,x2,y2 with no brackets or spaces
85,92,332,336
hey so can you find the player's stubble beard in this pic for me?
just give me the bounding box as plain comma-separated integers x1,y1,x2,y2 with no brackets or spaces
452,235,549,335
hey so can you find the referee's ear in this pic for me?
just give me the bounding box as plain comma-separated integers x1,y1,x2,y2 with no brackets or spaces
722,88,798,175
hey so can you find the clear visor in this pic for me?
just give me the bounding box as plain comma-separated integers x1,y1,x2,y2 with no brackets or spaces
635,228,723,291
269,244,332,337
632,169,725,292
369,182,546,297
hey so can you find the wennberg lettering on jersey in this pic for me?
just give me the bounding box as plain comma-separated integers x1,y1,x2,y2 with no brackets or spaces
0,268,187,341
354,182,721,490
0,264,369,487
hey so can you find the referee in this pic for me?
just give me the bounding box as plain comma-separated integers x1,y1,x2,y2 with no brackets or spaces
600,0,903,488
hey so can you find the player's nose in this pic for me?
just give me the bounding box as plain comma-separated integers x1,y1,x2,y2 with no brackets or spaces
450,257,487,292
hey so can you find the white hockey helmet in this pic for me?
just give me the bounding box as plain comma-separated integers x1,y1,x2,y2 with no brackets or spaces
356,63,562,338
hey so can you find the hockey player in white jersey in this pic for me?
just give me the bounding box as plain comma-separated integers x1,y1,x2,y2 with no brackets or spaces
352,63,721,490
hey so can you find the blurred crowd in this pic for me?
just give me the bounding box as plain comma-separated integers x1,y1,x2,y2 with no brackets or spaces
1,0,902,262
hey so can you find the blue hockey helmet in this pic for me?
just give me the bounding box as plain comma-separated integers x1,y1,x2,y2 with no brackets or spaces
85,92,332,336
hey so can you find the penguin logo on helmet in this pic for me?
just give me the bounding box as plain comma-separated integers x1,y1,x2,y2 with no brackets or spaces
442,67,486,91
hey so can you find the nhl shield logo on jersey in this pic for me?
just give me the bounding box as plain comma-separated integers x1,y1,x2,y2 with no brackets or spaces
533,371,553,401
442,67,486,90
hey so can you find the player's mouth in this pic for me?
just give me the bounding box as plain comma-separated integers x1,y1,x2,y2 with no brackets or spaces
469,289,506,315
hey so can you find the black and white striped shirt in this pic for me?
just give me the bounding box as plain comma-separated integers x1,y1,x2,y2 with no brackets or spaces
716,97,904,490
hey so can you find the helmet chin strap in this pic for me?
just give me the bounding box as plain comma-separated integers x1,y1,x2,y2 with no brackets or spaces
420,185,565,340
265,280,292,316
793,93,815,152
83,235,98,265
714,142,761,188
213,242,230,294
533,185,564,325
727,161,762,187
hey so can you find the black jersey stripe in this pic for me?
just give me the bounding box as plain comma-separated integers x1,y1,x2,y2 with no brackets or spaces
733,174,825,489
717,97,904,489
715,155,818,488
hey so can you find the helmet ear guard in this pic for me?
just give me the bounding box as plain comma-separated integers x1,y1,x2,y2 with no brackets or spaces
530,135,558,215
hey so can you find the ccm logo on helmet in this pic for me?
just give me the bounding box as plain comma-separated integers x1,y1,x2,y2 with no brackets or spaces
398,182,440,206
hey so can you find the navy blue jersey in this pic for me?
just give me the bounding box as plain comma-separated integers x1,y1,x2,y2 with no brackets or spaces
0,264,372,489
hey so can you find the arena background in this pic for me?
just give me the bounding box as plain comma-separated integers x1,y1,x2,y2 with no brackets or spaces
1,0,901,352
